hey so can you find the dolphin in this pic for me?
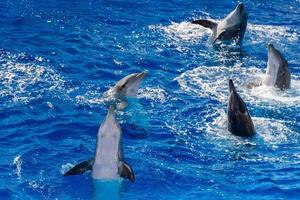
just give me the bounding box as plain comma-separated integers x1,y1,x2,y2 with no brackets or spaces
263,44,291,90
105,71,148,110
192,3,248,45
227,79,255,137
64,106,135,182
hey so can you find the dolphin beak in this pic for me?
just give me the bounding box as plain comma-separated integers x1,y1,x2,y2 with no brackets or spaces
237,3,244,12
267,43,276,58
268,43,274,51
229,79,236,93
124,71,148,97
135,71,148,81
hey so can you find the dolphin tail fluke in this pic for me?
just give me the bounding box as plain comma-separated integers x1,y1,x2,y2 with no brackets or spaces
63,159,94,176
119,162,135,182
192,19,217,29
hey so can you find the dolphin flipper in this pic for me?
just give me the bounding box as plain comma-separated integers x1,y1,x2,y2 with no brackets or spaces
192,19,217,29
64,159,94,176
119,162,135,182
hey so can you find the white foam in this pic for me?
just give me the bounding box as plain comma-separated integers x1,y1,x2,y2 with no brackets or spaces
113,59,122,66
0,52,65,105
138,87,168,103
149,21,210,43
176,64,262,102
75,90,108,106
13,155,22,179
248,78,300,106
253,117,292,145
75,85,165,107
200,108,296,146
60,163,74,175
177,64,300,107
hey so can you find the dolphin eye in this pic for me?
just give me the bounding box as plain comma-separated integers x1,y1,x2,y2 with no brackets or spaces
121,84,125,89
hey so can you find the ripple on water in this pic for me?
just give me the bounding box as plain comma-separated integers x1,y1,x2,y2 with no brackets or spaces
0,51,65,106
247,23,298,44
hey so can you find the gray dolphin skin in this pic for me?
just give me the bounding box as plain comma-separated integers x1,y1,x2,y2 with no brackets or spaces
64,106,135,182
105,71,147,110
192,3,248,45
109,71,148,98
227,79,255,137
263,44,291,90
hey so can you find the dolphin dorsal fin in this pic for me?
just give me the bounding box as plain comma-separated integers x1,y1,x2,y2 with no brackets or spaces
119,162,135,182
192,19,217,30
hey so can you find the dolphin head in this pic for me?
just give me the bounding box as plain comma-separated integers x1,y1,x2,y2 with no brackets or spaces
112,71,147,98
264,43,291,90
227,79,255,137
229,3,247,23
216,3,248,44
229,79,236,93
228,79,245,112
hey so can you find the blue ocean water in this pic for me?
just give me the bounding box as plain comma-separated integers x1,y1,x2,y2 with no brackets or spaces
0,0,300,199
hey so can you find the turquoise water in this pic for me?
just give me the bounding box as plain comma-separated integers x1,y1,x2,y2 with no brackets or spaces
0,0,300,199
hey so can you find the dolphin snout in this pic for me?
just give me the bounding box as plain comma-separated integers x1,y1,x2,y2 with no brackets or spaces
229,79,236,93
136,71,148,80
237,3,244,12
268,43,274,51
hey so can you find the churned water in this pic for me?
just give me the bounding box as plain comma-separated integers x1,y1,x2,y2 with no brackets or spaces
0,0,300,199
